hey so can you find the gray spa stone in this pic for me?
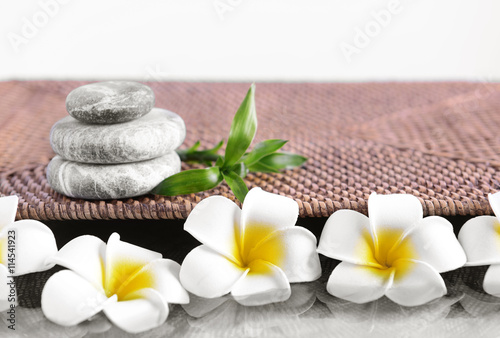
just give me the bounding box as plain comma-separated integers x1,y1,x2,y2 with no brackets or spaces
66,81,155,124
50,108,186,164
46,152,181,199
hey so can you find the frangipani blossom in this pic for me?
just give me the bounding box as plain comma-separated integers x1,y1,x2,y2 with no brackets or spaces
41,233,189,333
0,195,57,310
458,192,500,297
317,193,466,306
179,187,321,306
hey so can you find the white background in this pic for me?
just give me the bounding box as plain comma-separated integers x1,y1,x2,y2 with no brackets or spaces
1,0,499,82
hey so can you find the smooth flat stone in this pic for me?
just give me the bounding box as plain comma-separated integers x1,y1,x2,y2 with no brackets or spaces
50,108,186,164
46,152,181,199
66,81,155,124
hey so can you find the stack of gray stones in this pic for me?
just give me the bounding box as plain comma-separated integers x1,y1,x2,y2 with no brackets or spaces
47,81,186,200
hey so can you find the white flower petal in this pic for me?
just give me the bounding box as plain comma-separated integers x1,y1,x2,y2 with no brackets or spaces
386,259,446,306
118,259,189,304
326,261,393,304
458,216,500,266
483,264,500,296
184,196,242,263
103,288,169,334
368,193,423,235
240,188,298,257
41,270,112,326
105,233,162,297
249,227,321,282
0,196,17,230
317,210,376,266
396,216,466,272
3,220,57,276
0,265,14,311
488,192,500,219
231,260,291,306
180,245,248,298
47,235,106,292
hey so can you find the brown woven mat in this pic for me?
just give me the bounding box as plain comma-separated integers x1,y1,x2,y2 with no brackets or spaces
1,81,500,220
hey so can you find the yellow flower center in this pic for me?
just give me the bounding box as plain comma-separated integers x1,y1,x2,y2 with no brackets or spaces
233,222,284,270
103,259,154,301
374,229,404,268
361,227,416,280
494,220,500,242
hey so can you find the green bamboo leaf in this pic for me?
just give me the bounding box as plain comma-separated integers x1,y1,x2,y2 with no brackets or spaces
189,141,201,151
252,152,307,171
223,84,257,169
176,141,201,159
151,166,223,196
176,140,223,163
241,139,288,166
222,170,249,203
207,140,224,153
247,161,280,173
215,156,225,167
230,162,249,178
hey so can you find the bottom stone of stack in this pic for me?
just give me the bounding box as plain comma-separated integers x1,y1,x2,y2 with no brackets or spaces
47,152,181,200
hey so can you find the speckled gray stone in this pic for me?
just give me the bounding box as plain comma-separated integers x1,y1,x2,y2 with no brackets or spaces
50,108,186,164
46,152,181,199
66,81,155,124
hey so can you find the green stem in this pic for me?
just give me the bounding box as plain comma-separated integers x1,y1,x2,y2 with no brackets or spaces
176,150,220,163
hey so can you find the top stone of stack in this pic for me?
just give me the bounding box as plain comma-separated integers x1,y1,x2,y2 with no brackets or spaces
66,81,155,124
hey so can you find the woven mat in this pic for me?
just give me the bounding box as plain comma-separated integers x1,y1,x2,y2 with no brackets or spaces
1,81,500,220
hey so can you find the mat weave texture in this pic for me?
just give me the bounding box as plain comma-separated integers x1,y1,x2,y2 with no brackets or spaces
1,81,500,220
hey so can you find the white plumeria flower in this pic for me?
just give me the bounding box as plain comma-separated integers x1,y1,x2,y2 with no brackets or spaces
317,193,466,306
179,187,321,306
0,195,57,310
458,191,500,297
41,233,189,333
